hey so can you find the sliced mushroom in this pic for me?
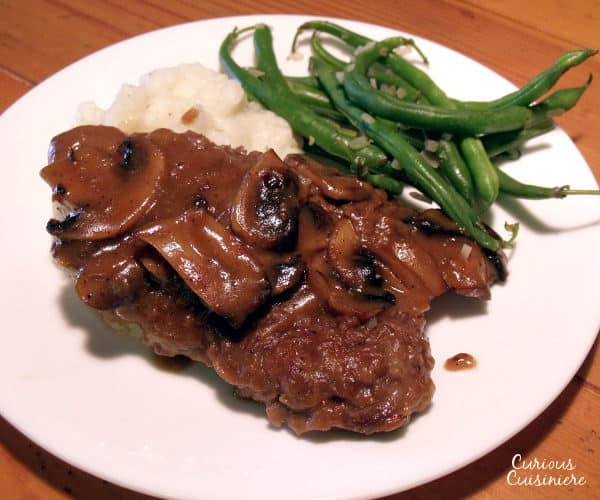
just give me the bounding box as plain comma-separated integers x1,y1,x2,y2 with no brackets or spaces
40,126,165,240
296,202,335,256
265,256,305,296
137,247,173,286
326,217,401,308
230,149,299,250
137,209,270,328
307,252,394,320
375,265,434,315
47,125,123,163
75,238,147,310
362,213,448,297
285,154,379,202
326,218,377,288
402,208,465,238
405,210,504,299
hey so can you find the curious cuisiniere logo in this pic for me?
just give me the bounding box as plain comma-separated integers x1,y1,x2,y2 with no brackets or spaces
506,454,586,487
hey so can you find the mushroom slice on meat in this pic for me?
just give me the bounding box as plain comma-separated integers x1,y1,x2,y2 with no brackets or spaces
137,246,174,286
307,252,394,320
403,210,504,299
327,218,379,288
296,202,335,256
137,209,270,328
40,126,165,240
362,212,448,298
75,237,147,310
285,154,380,202
231,149,300,250
264,256,305,296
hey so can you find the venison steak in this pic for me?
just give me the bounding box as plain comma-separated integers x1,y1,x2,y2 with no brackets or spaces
41,126,504,434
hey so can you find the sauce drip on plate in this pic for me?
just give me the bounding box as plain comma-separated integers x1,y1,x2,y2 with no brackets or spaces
444,353,477,371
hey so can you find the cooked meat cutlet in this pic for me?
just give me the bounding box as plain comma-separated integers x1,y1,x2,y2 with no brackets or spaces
41,126,504,434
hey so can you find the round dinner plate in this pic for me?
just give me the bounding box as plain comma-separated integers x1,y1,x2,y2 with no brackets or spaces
0,14,598,500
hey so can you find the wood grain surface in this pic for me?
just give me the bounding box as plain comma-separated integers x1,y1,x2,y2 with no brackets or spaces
1,1,598,498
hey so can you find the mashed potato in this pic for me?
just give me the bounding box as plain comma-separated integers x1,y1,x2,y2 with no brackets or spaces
76,63,302,158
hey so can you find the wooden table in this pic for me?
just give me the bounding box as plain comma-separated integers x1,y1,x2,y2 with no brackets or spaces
1,1,598,498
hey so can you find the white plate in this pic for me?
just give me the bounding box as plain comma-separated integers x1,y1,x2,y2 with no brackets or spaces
1,14,599,500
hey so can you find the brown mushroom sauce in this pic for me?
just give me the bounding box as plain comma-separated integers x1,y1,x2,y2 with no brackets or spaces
41,125,505,434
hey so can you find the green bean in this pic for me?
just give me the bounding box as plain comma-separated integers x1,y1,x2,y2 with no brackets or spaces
299,48,427,139
295,21,598,115
367,63,424,103
302,142,351,166
286,77,355,126
366,47,482,202
227,21,597,250
459,137,499,205
483,120,555,158
307,104,349,123
303,141,405,194
294,21,435,100
285,77,354,124
293,20,370,52
285,74,321,87
367,45,480,202
301,112,406,194
282,77,352,123
312,56,500,250
344,51,474,201
292,51,422,124
369,53,480,202
295,20,428,62
343,38,532,136
397,128,426,151
307,35,423,103
286,79,334,107
253,25,289,91
294,21,508,205
366,124,499,249
366,173,404,195
297,22,427,104
496,166,600,199
219,25,388,171
458,50,597,110
522,76,593,132
374,116,427,150
384,52,453,107
373,62,489,204
297,19,596,143
358,37,534,204
381,55,489,204
530,74,593,117
436,139,475,203
309,32,425,104
310,33,347,71
295,21,455,107
247,70,322,91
